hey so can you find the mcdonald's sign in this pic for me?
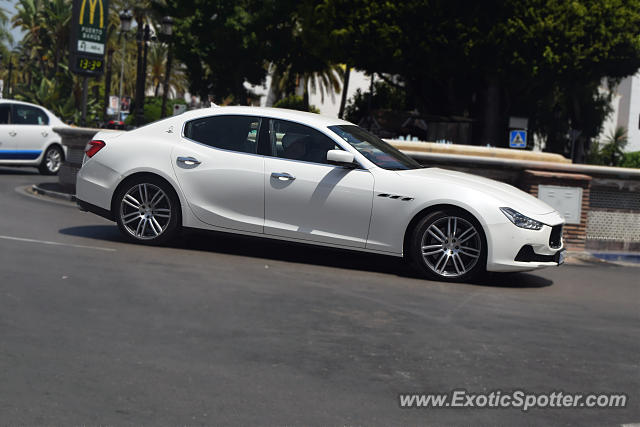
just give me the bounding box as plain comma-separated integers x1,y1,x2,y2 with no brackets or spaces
70,0,109,76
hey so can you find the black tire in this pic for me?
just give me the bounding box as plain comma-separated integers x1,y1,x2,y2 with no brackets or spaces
408,209,487,282
113,175,180,245
38,145,64,175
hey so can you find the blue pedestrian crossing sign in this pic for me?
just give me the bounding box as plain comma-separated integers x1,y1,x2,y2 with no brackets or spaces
509,130,527,148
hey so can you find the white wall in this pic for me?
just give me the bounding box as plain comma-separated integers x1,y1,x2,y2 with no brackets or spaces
599,72,640,152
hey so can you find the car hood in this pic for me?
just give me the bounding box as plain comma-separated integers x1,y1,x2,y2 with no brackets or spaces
397,167,556,215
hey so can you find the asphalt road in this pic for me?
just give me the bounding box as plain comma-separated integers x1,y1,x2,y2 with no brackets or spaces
0,166,638,426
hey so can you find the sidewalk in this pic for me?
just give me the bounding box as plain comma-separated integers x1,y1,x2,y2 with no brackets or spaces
31,182,75,202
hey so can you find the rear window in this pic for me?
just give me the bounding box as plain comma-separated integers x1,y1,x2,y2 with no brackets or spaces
184,115,261,154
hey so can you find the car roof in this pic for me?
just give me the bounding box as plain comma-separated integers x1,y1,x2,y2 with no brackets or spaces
178,106,353,129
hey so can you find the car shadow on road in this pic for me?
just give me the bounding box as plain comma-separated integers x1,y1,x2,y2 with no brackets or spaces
59,225,553,288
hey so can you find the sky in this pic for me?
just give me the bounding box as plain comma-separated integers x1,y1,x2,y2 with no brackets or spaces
1,0,25,47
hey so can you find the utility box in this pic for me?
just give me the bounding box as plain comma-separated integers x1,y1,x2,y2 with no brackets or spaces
538,185,583,224
519,170,592,250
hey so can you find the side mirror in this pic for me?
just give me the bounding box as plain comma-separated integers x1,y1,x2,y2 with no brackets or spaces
327,149,356,168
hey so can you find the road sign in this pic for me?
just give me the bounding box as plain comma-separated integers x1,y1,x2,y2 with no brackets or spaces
70,0,109,76
509,130,527,148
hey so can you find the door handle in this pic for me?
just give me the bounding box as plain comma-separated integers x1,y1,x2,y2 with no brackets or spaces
9,131,16,137
271,172,296,181
177,156,201,166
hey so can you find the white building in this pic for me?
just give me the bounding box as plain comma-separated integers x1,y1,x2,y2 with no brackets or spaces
599,72,640,152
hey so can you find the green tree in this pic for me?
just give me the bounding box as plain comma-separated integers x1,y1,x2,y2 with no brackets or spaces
321,0,640,160
154,0,268,104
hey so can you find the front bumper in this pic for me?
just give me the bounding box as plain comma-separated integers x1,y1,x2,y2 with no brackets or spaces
486,216,565,272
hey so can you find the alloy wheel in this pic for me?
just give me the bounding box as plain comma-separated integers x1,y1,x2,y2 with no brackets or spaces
120,183,172,240
420,216,482,277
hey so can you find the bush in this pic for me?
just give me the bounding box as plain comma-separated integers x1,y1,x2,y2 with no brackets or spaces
125,96,188,126
344,80,406,124
273,95,319,113
622,151,640,169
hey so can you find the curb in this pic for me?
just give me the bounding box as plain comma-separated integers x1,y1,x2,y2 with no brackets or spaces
31,184,76,202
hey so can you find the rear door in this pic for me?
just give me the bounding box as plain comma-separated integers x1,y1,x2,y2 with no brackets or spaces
172,114,265,233
10,104,51,159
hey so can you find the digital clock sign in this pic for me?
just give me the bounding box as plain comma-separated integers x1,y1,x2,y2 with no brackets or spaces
70,0,108,76
75,56,104,74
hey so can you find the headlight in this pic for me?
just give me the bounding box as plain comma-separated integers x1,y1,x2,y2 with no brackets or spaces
499,207,543,230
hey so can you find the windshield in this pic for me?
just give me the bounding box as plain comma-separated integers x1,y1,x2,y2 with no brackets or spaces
328,125,422,170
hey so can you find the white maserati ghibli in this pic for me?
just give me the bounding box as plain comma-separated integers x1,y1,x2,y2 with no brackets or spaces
76,106,565,281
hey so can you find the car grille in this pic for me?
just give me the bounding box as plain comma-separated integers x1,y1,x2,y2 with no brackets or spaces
549,225,563,249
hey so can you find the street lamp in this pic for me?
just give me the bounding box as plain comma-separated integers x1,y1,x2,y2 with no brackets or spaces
116,9,133,121
160,16,174,118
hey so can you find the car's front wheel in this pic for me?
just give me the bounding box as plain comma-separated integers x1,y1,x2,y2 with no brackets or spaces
114,177,180,245
409,209,486,282
38,145,64,175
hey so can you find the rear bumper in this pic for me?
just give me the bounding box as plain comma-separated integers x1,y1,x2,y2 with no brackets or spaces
77,198,114,221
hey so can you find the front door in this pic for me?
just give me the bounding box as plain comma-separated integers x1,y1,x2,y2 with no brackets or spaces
172,114,265,234
263,118,374,248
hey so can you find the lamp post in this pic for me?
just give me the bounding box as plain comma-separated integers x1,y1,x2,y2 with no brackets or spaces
18,56,25,86
160,16,174,118
7,55,13,99
116,10,132,121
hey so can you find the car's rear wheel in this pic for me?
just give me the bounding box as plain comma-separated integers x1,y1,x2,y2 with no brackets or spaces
38,145,64,175
409,209,486,282
114,176,180,245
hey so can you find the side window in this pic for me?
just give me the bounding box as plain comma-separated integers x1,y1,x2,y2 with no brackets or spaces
12,105,49,125
184,115,260,154
269,119,342,164
0,104,10,124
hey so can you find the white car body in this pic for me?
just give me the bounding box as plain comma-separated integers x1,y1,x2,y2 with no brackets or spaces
76,106,564,274
0,100,67,169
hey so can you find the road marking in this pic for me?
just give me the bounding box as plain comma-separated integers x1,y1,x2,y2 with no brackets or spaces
0,235,116,252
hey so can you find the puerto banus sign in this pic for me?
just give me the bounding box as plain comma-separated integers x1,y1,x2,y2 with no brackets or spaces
70,0,109,76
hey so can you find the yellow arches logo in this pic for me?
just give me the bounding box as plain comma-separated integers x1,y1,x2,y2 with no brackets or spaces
79,0,104,27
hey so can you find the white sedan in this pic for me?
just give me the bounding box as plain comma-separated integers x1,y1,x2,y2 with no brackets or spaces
0,100,67,174
76,106,565,281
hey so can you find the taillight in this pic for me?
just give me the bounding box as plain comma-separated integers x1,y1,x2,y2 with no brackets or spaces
85,140,105,158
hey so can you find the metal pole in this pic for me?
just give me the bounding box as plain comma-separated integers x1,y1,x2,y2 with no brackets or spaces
134,22,144,127
160,43,172,118
7,60,12,99
81,76,89,126
136,24,150,125
117,33,126,120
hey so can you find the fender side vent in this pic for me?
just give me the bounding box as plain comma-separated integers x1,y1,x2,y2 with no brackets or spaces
377,193,413,201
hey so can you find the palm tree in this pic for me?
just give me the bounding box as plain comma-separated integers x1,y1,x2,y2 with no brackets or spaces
147,43,166,96
268,62,343,110
601,127,628,166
